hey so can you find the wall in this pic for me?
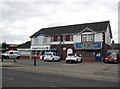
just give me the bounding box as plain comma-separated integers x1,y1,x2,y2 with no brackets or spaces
31,35,50,46
17,49,31,59
74,32,103,43
105,25,111,46
94,33,103,42
51,44,74,60
73,34,81,42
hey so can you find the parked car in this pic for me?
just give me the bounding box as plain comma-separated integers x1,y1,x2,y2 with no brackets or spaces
104,53,119,63
65,53,82,63
43,52,60,62
1,50,20,59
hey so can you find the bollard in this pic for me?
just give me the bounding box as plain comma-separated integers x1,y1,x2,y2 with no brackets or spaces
1,57,3,62
14,59,16,63
34,56,36,66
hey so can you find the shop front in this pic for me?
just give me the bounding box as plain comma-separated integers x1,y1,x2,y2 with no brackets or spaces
51,44,74,60
30,45,50,59
74,42,102,62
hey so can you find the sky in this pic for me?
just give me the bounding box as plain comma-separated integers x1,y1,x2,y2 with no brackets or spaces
0,0,119,44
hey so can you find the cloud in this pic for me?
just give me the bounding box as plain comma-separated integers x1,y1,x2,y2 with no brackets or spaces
0,0,119,44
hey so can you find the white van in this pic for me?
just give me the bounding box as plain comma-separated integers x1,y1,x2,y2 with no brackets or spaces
1,50,20,59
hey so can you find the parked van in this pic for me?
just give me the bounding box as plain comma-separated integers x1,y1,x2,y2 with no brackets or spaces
1,50,20,59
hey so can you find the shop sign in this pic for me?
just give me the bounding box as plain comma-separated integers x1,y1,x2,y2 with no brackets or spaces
63,47,66,50
75,42,102,49
31,45,50,50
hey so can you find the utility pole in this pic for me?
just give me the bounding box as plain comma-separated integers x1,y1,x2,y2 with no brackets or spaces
59,35,62,60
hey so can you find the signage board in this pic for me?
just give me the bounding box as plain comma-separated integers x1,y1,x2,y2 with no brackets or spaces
31,45,50,50
75,42,102,49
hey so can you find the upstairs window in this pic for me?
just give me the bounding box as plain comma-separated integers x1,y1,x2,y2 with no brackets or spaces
65,35,73,41
34,38,38,45
51,35,73,42
51,37,54,42
70,35,73,41
53,36,58,41
66,35,70,41
43,37,47,44
81,34,94,42
51,36,59,42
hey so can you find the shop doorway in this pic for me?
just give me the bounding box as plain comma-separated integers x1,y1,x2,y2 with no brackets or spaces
95,52,102,62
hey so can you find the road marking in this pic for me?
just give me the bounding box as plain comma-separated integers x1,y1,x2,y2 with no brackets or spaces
50,85,56,88
2,76,14,80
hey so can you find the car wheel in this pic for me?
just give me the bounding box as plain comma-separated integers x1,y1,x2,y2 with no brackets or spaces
52,58,55,62
6,56,9,59
76,59,79,63
80,59,82,63
66,60,69,63
17,56,20,59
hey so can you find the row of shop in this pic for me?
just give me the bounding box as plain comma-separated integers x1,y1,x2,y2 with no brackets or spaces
30,42,106,62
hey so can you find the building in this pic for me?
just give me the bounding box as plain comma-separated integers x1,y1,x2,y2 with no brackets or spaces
30,21,112,62
17,41,31,59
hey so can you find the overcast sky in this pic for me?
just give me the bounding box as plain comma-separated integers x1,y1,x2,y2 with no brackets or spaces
0,0,119,44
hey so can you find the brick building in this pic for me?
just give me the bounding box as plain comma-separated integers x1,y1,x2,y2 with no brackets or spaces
30,21,112,62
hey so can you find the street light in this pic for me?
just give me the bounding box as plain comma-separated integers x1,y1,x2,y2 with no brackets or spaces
59,35,63,60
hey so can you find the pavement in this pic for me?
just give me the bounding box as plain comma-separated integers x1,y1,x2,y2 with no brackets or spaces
1,59,119,82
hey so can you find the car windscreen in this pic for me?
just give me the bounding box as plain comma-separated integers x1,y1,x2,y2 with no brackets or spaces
68,54,75,56
15,52,20,55
109,53,117,57
44,53,52,55
5,51,9,54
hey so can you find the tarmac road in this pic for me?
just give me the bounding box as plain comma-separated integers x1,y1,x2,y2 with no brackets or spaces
2,68,118,87
1,58,118,83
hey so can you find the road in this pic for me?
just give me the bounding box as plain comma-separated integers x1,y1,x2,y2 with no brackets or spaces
2,68,118,87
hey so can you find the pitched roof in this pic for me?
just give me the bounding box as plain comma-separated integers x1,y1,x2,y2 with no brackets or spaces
17,41,31,49
30,21,112,38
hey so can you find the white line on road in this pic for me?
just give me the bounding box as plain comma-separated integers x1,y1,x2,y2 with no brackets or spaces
2,76,14,80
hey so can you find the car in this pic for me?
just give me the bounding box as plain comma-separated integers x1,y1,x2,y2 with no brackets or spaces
1,50,20,59
104,53,119,63
43,52,60,62
65,53,82,63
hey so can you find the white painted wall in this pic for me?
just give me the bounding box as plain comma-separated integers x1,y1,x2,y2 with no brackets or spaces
73,34,81,42
51,41,74,45
105,25,111,46
31,27,111,46
94,33,103,42
31,35,51,46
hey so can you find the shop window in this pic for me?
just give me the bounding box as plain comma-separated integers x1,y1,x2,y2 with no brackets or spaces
85,52,95,57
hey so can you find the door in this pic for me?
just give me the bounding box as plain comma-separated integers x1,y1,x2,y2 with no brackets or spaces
95,52,102,62
9,52,14,59
67,48,73,55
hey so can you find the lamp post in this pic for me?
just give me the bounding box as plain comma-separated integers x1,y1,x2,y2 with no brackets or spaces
59,35,63,60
